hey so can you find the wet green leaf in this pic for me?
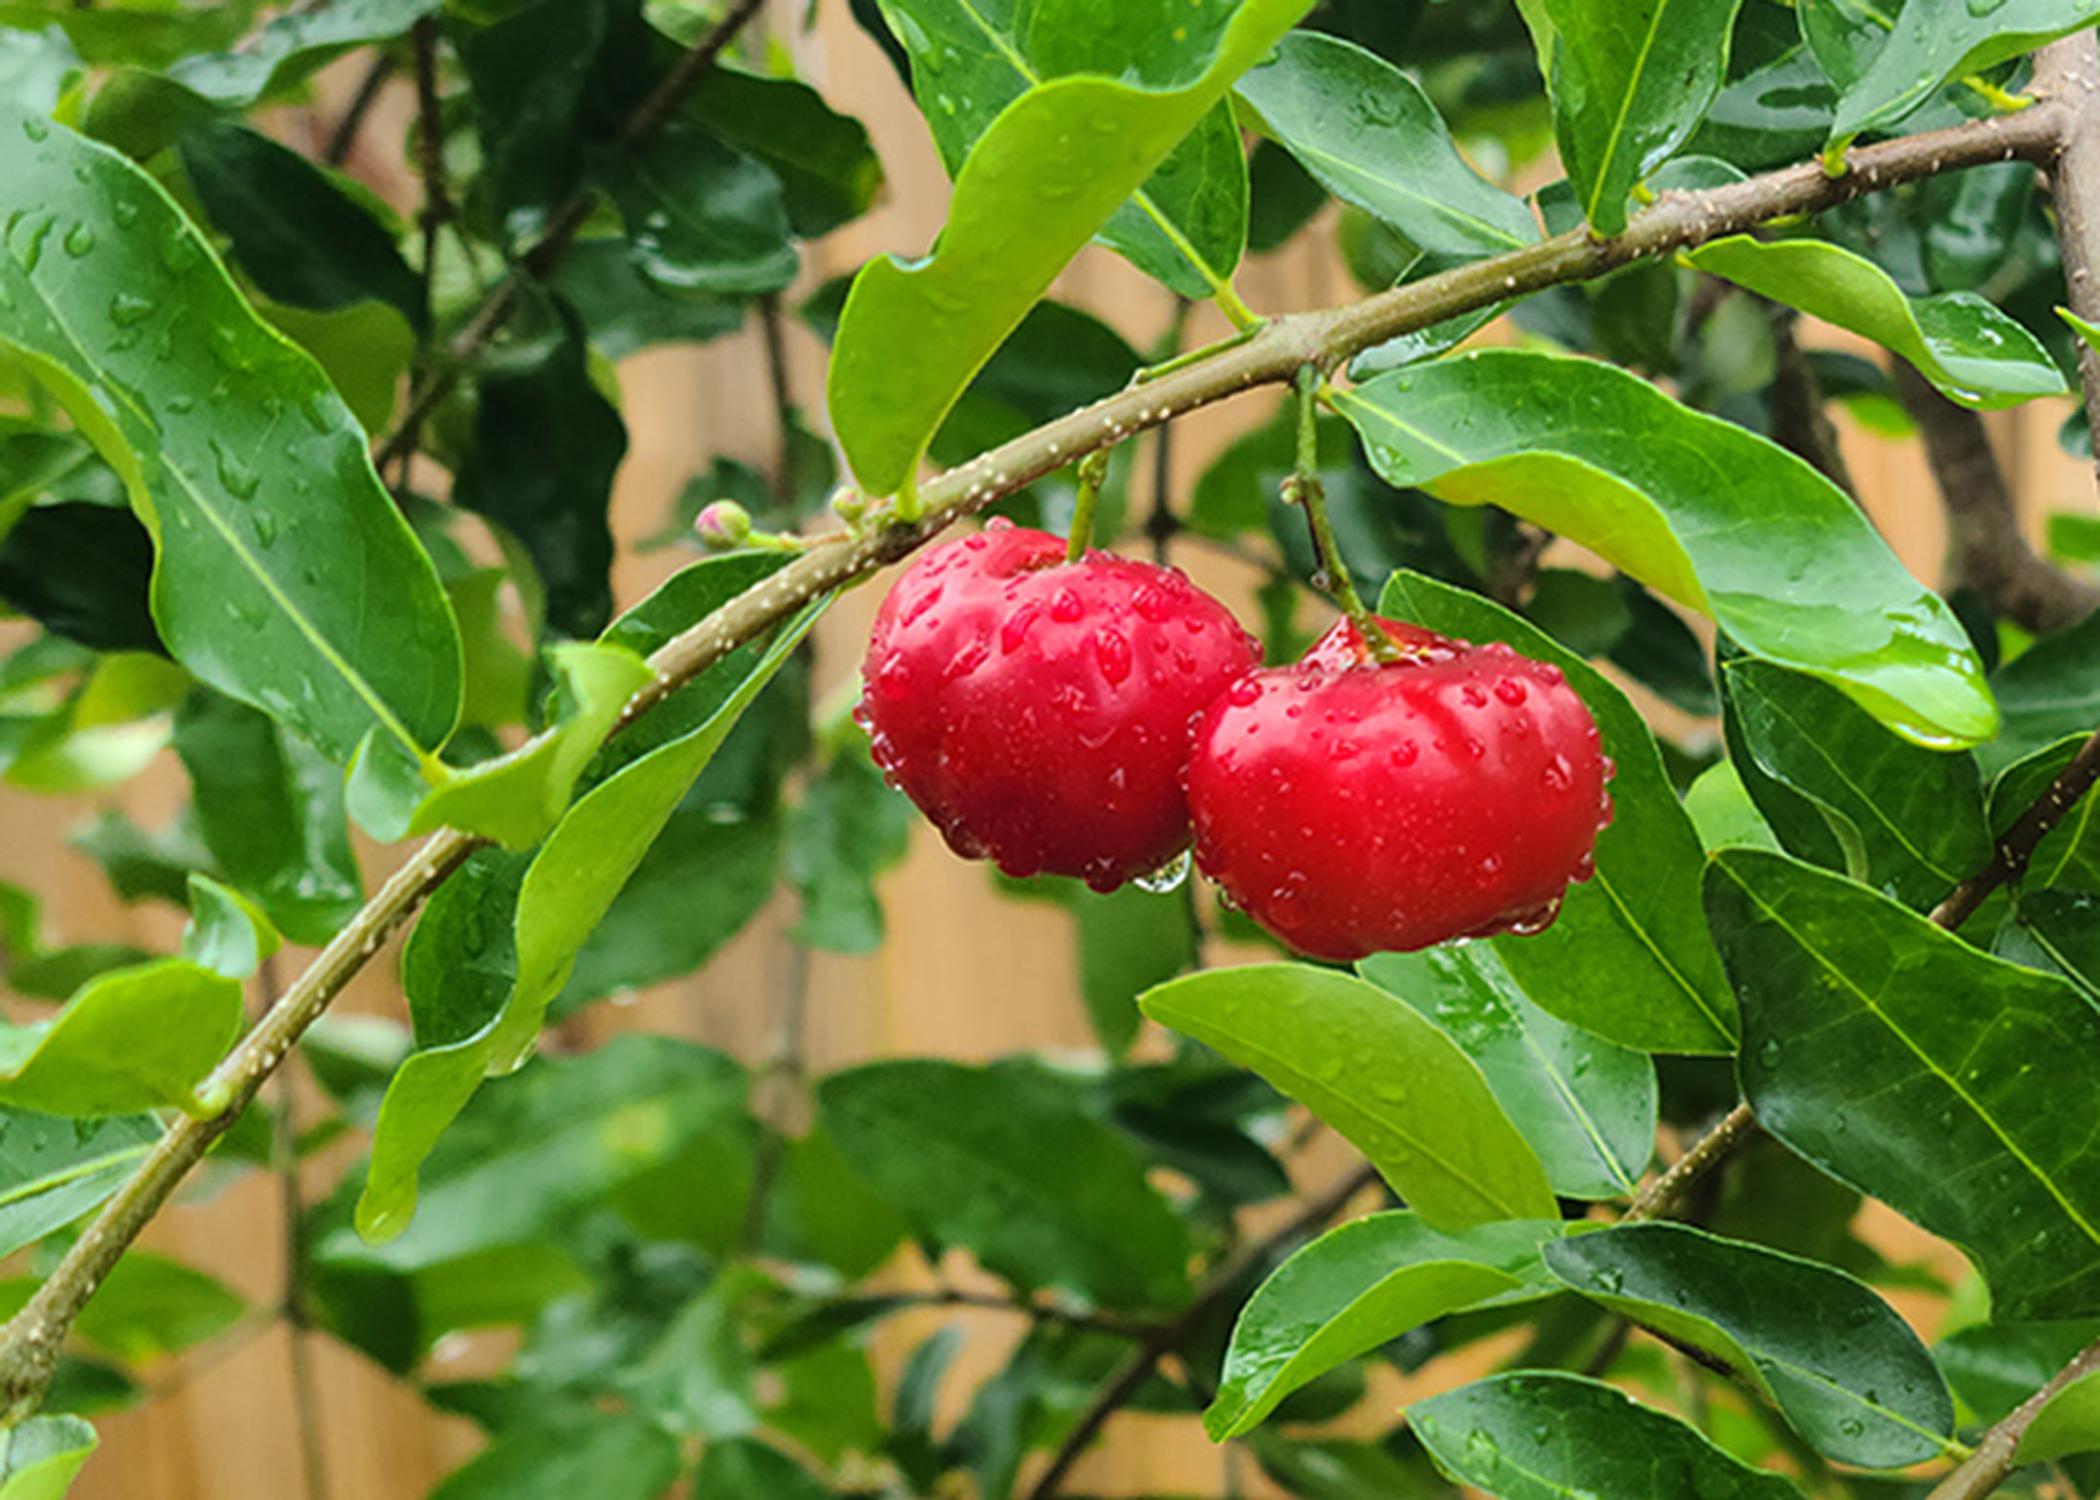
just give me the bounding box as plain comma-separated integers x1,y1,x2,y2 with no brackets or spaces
1721,658,1990,908
683,67,883,238
0,111,462,764
830,0,1311,495
1936,1319,2100,1425
0,959,240,1117
1982,609,2100,775
1687,235,2066,409
429,1408,680,1500
167,0,435,107
2009,890,2100,1002
0,1110,159,1260
0,1414,96,1500
787,740,911,956
1234,31,1537,257
1412,1371,1803,1498
1533,0,1747,235
1142,964,1558,1226
1709,850,2100,1321
603,121,799,299
1361,945,1657,1199
819,1059,1191,1310
2018,1366,2100,1464
178,872,279,981
1339,351,1996,748
1545,1222,1955,1466
1381,571,1737,1055
1208,1211,1564,1439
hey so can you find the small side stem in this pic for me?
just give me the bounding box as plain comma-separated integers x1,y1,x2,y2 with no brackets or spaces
1065,449,1111,562
1286,368,1398,661
1625,1103,1759,1222
1212,279,1264,333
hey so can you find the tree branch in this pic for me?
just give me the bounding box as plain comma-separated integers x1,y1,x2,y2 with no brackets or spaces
321,52,395,167
0,95,2072,1426
1930,1338,2100,1500
1892,362,2099,633
372,0,767,474
1762,300,1858,501
1626,1102,1760,1222
1021,1163,1379,1500
2036,32,2100,494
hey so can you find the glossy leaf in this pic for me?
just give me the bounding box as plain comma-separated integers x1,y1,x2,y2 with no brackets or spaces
1381,571,1737,1055
1340,351,1996,747
871,0,1254,300
829,0,1312,495
355,595,823,1240
1141,964,1558,1226
1208,1211,1564,1440
1545,1223,1955,1466
1937,1319,2100,1424
787,739,911,956
604,122,798,300
179,872,279,981
1709,850,2100,1320
683,67,883,238
451,307,625,641
1822,0,2100,149
0,959,240,1117
0,1415,96,1500
1234,31,1537,258
0,1110,159,1259
167,0,435,107
2018,1367,2100,1464
1687,235,2066,409
172,691,363,945
1982,610,2100,776
1535,0,1747,235
177,119,422,326
2009,891,2100,1003
1411,1371,1804,1498
43,1250,244,1365
1722,657,1990,908
818,1059,1191,1310
0,111,462,764
1360,945,1656,1199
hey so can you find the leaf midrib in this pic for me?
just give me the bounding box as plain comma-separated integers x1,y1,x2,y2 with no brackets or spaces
1582,0,1676,223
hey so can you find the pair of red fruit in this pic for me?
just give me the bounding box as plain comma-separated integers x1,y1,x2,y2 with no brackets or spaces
857,522,1614,962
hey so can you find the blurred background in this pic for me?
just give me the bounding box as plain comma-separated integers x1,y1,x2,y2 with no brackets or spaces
2,1,2095,1494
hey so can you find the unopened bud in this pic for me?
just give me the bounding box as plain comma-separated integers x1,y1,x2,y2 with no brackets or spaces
832,488,868,527
695,500,753,550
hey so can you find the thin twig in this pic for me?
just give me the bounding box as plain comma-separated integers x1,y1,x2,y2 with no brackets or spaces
1933,727,2100,930
1763,299,1858,501
1021,1162,1378,1500
1626,1102,1759,1222
372,0,767,475
321,53,395,167
0,94,2071,1425
1930,1339,2100,1499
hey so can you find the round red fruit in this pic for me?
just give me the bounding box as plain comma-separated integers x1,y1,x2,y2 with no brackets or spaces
859,522,1260,891
1188,615,1613,960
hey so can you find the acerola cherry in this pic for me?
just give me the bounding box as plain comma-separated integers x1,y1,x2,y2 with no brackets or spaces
1187,615,1613,961
859,521,1260,891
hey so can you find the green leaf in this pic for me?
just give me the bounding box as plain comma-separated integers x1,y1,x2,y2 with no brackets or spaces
1937,1318,2100,1424
0,1415,96,1500
0,1109,159,1259
871,0,1253,300
1537,0,1747,235
429,1409,680,1500
1544,1222,1955,1466
451,305,626,640
1207,1211,1564,1440
829,0,1312,495
322,1036,750,1273
603,121,799,299
2018,1367,2100,1464
177,119,422,327
168,0,434,105
0,504,157,656
1982,609,2100,776
1233,31,1537,258
172,691,363,945
179,872,279,980
691,1438,829,1500
682,66,884,238
1339,351,1996,748
355,596,823,1240
1141,964,1558,1226
2009,890,2100,1003
0,958,240,1117
1380,571,1737,1055
1686,761,1784,852
1360,945,1657,1200
1708,849,2100,1321
1073,883,1195,1057
818,1059,1191,1310
53,1250,244,1365
761,1128,910,1280
787,739,911,956
1690,44,1836,172
0,111,462,764
257,297,415,436
1686,236,2066,409
1822,0,2100,149
1411,1371,1804,1498
623,1266,763,1437
1721,657,1990,907
353,642,656,850
548,239,747,360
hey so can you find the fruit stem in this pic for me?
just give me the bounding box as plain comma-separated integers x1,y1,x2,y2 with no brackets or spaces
1065,448,1112,563
1283,366,1403,664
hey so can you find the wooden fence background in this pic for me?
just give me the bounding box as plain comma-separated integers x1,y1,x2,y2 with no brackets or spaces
1,1,2092,1493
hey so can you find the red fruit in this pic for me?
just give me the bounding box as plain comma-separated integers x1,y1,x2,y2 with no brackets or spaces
1188,615,1614,961
859,521,1260,891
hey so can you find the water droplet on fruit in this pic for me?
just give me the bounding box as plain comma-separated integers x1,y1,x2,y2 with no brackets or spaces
987,516,1013,532
1132,585,1171,622
1461,736,1485,760
1597,790,1616,828
1390,742,1418,768
1134,849,1192,894
1000,602,1042,653
1093,627,1132,684
1535,662,1565,685
901,583,944,627
943,639,989,680
1542,754,1573,792
1226,677,1262,706
1599,755,1617,781
1462,684,1488,708
963,532,988,550
1051,587,1084,623
1572,850,1596,882
1477,853,1503,884
1495,678,1526,705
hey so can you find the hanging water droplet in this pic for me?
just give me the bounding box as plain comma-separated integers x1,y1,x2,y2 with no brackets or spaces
1134,848,1192,895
